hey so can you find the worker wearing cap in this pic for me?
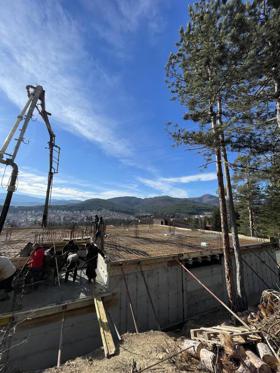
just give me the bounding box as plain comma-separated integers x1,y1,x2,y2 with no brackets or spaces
0,256,16,301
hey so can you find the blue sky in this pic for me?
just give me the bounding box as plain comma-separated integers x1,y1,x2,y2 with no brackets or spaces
0,0,218,200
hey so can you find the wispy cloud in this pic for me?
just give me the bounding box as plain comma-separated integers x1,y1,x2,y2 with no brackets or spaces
161,173,217,183
83,0,166,53
138,177,188,198
0,166,142,200
138,172,217,198
0,0,132,159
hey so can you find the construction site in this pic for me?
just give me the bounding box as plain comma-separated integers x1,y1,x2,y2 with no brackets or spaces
0,82,280,373
0,223,279,372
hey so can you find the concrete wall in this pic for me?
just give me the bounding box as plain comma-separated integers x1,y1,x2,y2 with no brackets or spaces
107,247,279,335
7,246,279,372
8,312,102,371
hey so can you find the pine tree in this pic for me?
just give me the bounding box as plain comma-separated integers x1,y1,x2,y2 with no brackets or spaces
233,155,263,237
166,0,253,310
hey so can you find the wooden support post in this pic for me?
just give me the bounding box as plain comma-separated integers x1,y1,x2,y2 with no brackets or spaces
121,266,139,333
53,241,61,287
139,264,161,330
57,311,65,368
94,296,116,358
177,260,250,329
107,309,122,342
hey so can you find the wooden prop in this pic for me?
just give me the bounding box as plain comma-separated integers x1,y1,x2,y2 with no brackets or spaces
177,260,250,329
94,295,116,357
121,266,139,333
57,311,65,368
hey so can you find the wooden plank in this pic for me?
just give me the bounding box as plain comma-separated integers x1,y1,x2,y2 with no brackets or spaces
211,325,248,333
94,296,116,358
0,291,112,327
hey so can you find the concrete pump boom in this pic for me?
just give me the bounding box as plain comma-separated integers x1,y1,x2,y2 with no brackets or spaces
0,85,60,233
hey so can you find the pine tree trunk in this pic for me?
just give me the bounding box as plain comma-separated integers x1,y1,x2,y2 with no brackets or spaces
210,106,235,310
275,81,280,128
248,199,255,237
217,98,247,311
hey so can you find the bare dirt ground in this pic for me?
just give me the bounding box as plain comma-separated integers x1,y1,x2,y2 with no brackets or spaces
43,311,228,373
44,331,208,373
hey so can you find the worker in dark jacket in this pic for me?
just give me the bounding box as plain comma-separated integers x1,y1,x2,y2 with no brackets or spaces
62,240,79,255
63,240,79,283
85,239,105,283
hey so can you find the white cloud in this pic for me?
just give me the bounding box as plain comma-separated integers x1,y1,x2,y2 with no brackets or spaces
0,0,132,159
161,172,217,183
0,166,141,200
138,178,188,198
138,172,217,197
83,0,165,52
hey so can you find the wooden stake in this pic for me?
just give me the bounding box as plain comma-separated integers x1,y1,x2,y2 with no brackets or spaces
57,311,65,368
107,309,122,342
121,266,139,333
52,240,61,287
177,260,250,329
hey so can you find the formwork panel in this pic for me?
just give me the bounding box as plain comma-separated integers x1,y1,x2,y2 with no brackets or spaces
9,312,101,371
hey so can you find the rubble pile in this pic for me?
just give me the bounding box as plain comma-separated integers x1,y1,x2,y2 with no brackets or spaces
180,290,280,372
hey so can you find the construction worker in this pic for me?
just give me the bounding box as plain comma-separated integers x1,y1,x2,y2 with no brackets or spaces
62,239,79,256
27,244,45,286
85,239,105,283
63,240,79,283
93,215,99,235
0,255,16,301
44,247,56,284
95,216,106,250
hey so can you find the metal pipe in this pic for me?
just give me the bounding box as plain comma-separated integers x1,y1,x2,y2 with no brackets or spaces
0,161,18,234
11,86,43,162
0,97,33,158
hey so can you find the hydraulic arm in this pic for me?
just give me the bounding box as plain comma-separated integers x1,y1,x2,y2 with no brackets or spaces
0,85,60,233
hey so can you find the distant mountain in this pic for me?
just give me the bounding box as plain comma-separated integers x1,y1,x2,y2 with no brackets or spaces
190,194,219,206
0,194,79,206
1,193,218,216
57,195,218,216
